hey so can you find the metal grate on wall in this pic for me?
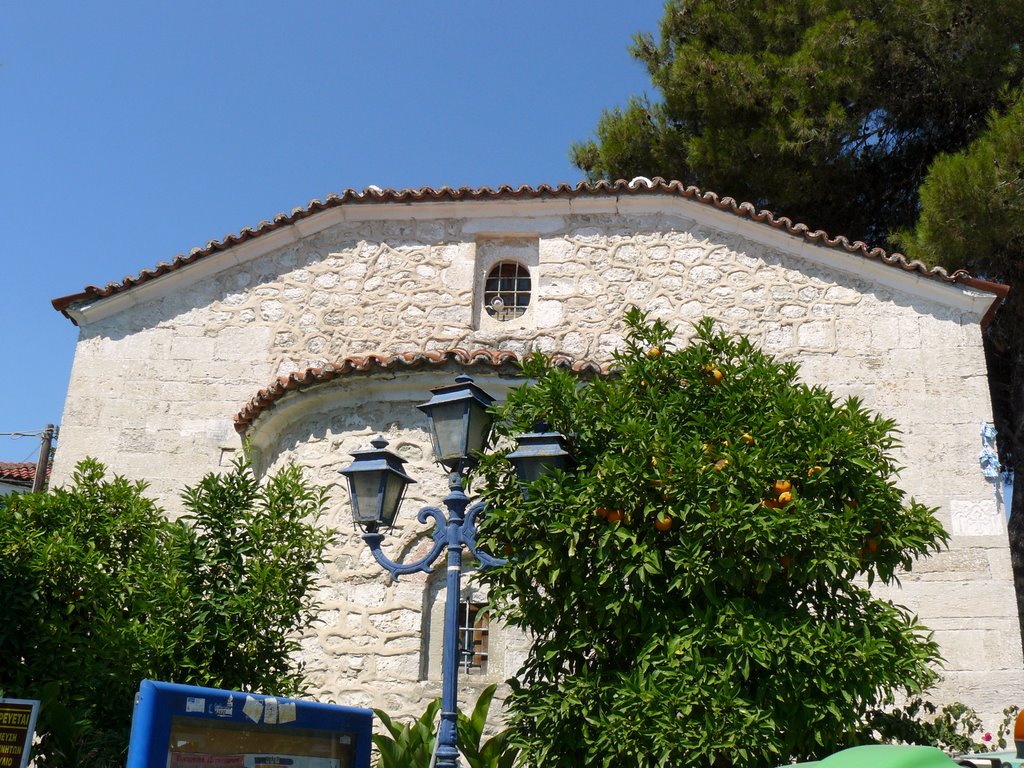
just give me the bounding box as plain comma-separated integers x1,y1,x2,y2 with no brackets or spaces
484,262,531,321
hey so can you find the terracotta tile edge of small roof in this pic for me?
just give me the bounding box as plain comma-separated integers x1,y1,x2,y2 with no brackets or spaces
0,461,51,482
233,348,609,434
957,276,1012,330
51,178,977,324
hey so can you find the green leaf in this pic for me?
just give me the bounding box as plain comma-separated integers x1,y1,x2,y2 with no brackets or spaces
474,312,948,767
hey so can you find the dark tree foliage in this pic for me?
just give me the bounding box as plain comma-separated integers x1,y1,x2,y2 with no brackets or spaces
571,0,1024,246
477,311,947,768
0,457,331,767
894,91,1024,282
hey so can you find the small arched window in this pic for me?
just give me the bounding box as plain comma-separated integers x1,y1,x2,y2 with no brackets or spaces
483,262,531,321
421,570,502,681
457,601,490,674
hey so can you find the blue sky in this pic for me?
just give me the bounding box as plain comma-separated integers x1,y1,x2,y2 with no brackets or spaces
0,1,664,464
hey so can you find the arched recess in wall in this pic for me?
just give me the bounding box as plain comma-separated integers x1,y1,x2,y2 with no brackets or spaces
232,351,608,587
233,348,608,485
239,363,522,477
234,358,529,562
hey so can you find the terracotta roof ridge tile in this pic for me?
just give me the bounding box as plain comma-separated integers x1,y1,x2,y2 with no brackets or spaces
234,347,610,434
52,178,978,321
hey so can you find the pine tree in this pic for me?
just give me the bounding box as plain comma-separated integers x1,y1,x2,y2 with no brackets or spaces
572,0,1024,246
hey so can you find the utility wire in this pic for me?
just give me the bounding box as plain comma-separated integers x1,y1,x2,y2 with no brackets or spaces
0,429,59,481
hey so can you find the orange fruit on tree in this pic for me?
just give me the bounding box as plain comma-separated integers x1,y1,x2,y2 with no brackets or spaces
778,491,793,505
713,458,729,472
773,480,792,496
606,509,624,524
741,433,755,445
647,346,661,358
595,507,609,518
655,516,673,532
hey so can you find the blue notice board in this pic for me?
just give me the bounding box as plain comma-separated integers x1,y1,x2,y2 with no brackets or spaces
126,680,372,768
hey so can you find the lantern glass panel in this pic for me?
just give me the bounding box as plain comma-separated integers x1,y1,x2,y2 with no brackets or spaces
465,401,493,457
380,472,409,528
349,472,385,527
519,453,570,484
429,401,470,464
514,457,545,485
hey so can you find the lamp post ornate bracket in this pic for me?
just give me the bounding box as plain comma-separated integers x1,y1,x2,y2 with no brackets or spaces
338,376,571,768
361,491,507,581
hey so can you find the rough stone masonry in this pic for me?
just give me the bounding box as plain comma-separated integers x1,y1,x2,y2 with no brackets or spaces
51,182,1022,726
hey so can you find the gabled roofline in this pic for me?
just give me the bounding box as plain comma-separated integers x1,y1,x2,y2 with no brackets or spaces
958,277,1011,329
52,178,990,325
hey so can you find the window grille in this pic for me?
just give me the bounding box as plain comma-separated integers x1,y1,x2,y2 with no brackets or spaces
457,601,489,674
483,262,531,321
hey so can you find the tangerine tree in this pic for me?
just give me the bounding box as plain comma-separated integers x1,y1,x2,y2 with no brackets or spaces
476,310,947,768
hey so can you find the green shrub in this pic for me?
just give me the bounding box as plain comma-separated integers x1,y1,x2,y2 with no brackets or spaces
867,699,1020,754
373,684,519,768
373,699,441,768
0,455,331,766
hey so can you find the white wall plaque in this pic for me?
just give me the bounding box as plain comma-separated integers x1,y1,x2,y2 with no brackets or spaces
950,499,1004,536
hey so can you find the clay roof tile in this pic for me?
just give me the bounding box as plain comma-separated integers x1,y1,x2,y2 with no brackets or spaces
0,461,50,486
52,179,980,321
234,348,610,434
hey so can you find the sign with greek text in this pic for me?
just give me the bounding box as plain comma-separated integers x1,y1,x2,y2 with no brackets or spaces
0,698,40,768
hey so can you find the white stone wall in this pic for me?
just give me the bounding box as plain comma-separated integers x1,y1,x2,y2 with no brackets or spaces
237,372,532,720
52,202,1021,726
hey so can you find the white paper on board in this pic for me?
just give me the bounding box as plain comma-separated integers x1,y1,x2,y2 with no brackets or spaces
264,697,279,725
279,701,297,724
242,695,263,723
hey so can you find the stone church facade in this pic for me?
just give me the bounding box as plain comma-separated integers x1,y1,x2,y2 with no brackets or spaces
51,180,1021,724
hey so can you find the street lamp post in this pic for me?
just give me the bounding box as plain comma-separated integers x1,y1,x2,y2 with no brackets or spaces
338,374,571,768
